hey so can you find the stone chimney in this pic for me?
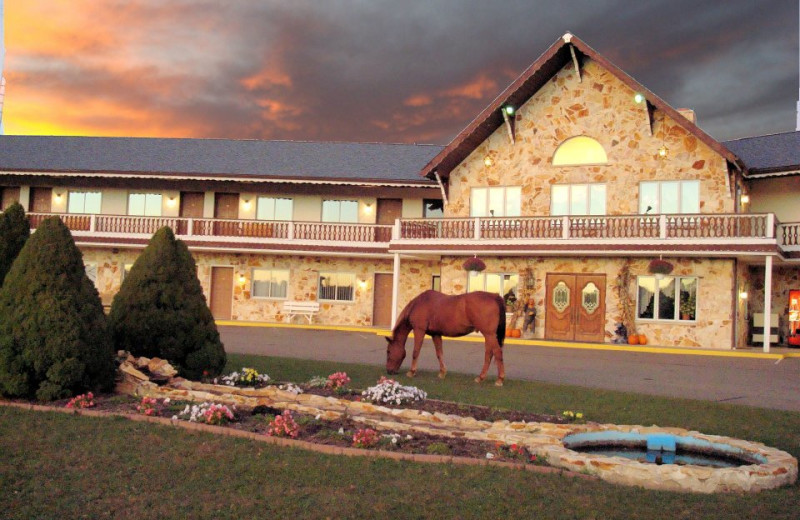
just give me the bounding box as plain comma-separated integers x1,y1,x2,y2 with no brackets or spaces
676,108,696,125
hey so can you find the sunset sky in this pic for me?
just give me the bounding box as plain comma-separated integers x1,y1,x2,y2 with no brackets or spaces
2,0,798,144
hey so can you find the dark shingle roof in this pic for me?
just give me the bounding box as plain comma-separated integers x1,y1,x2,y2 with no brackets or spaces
0,136,443,184
723,131,800,175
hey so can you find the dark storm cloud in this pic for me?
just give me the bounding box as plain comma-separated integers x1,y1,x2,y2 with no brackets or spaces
5,0,798,142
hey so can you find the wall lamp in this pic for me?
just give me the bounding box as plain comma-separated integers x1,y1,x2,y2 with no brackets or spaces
657,145,669,158
358,279,368,290
54,192,63,202
242,198,252,211
364,203,373,215
238,274,247,285
741,194,750,204
739,290,748,300
484,156,493,167
634,93,645,104
167,196,177,208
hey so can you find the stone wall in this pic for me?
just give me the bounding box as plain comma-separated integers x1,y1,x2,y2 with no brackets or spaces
440,255,736,349
445,58,733,218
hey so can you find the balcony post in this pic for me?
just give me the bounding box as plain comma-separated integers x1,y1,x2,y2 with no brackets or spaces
562,216,569,239
659,214,667,239
89,214,96,232
187,219,194,236
763,255,773,353
391,253,400,329
474,218,481,240
393,218,400,240
766,213,775,238
288,221,295,240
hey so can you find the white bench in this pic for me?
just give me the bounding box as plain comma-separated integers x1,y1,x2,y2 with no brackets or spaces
282,301,320,324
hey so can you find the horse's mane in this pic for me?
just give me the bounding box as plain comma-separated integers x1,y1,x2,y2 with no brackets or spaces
390,293,417,337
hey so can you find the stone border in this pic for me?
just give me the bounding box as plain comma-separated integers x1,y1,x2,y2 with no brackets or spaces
0,400,594,481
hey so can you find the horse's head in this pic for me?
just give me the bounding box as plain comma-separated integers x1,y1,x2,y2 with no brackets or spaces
385,335,406,374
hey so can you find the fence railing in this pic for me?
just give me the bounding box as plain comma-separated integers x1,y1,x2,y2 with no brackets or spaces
398,213,776,241
28,214,393,244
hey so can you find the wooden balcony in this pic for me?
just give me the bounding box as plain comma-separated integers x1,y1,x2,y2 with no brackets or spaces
28,213,394,255
394,213,792,258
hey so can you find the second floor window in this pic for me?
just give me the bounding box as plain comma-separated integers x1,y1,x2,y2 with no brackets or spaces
322,200,358,223
68,191,102,214
318,272,355,302
551,184,606,215
252,268,289,299
128,193,163,216
470,186,521,217
639,180,699,214
257,197,293,221
423,199,444,218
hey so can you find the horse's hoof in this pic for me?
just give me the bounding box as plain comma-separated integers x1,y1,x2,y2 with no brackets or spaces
474,377,484,384
438,371,447,379
406,371,416,378
494,379,504,387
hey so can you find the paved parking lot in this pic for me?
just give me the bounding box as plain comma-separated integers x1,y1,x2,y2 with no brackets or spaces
219,325,800,412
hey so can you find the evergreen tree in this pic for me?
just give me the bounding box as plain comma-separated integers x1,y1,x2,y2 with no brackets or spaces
0,217,115,400
0,202,31,286
109,227,226,379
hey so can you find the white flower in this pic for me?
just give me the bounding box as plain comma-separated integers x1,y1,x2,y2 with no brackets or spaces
163,398,170,404
171,415,178,420
486,453,495,459
338,427,345,435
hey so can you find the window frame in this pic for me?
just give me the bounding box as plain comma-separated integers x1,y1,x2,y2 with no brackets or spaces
638,180,700,214
636,275,698,322
256,196,293,221
68,191,102,214
322,199,359,223
550,183,607,216
128,192,163,217
467,272,519,301
250,268,289,300
318,272,356,302
84,262,98,287
469,186,522,217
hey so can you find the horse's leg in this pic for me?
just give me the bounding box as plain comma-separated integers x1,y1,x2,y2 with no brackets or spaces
407,328,425,378
474,337,494,384
432,335,447,379
492,340,505,387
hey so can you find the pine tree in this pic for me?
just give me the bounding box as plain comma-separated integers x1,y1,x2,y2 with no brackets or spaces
0,217,115,400
109,227,226,379
0,202,31,287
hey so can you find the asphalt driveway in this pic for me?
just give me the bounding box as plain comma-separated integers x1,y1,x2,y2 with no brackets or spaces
219,325,800,412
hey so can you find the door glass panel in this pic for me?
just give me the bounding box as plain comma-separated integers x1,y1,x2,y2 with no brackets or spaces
581,282,600,314
487,187,504,217
505,187,521,217
658,277,676,320
589,185,606,215
639,182,658,214
484,273,502,295
470,188,487,217
679,278,697,320
551,185,569,216
552,281,570,312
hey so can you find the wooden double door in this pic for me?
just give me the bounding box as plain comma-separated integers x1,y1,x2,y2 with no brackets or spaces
545,273,606,343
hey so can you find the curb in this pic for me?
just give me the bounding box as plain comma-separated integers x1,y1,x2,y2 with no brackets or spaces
0,400,596,481
216,320,798,360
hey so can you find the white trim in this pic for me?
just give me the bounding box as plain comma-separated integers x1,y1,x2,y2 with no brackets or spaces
391,253,400,329
763,256,773,352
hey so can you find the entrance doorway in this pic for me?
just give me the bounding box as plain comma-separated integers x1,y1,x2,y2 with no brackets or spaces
372,273,394,328
209,267,234,320
545,273,606,342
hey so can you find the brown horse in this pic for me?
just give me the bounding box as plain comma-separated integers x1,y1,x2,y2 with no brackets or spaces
385,290,507,386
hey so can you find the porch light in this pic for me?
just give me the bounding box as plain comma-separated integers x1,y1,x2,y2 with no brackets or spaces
54,192,63,202
658,145,669,158
238,274,246,285
484,156,493,167
242,198,252,210
364,203,373,215
741,194,750,204
358,279,368,290
504,105,515,116
739,291,748,300
167,196,177,208
634,93,644,104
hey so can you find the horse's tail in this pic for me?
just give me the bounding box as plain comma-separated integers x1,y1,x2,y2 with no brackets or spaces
496,294,506,347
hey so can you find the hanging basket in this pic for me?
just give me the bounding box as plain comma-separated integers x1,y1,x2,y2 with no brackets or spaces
462,256,486,273
647,259,674,276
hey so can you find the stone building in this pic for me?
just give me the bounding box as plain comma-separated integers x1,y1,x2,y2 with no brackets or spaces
0,33,797,351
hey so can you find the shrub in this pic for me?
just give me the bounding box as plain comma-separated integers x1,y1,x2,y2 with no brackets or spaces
0,217,115,400
109,227,226,380
0,202,30,287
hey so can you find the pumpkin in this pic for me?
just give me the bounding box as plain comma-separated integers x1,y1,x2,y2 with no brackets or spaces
511,329,521,338
627,335,638,345
638,334,648,345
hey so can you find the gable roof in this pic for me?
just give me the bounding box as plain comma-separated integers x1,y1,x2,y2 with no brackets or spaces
420,33,743,180
724,131,800,177
0,135,443,185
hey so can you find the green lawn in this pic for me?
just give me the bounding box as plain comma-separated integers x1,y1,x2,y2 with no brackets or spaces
0,353,798,520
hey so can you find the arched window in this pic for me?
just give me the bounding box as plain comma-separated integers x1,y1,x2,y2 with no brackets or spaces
552,136,608,166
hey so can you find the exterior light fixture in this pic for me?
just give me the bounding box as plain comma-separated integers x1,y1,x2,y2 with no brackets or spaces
364,203,373,215
358,279,368,290
484,156,493,167
741,194,750,204
242,198,252,210
504,105,515,116
634,93,644,104
739,290,748,300
167,196,177,208
658,145,668,158
238,274,246,285
54,192,63,201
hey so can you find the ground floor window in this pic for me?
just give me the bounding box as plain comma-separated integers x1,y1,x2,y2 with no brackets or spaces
468,272,519,301
318,272,355,302
84,263,97,287
637,276,697,321
251,268,289,299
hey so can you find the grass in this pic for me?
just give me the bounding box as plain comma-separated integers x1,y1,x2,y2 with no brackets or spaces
0,352,797,519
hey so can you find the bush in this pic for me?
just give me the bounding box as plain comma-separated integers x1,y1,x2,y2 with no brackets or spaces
108,227,226,379
0,217,115,400
0,202,31,287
